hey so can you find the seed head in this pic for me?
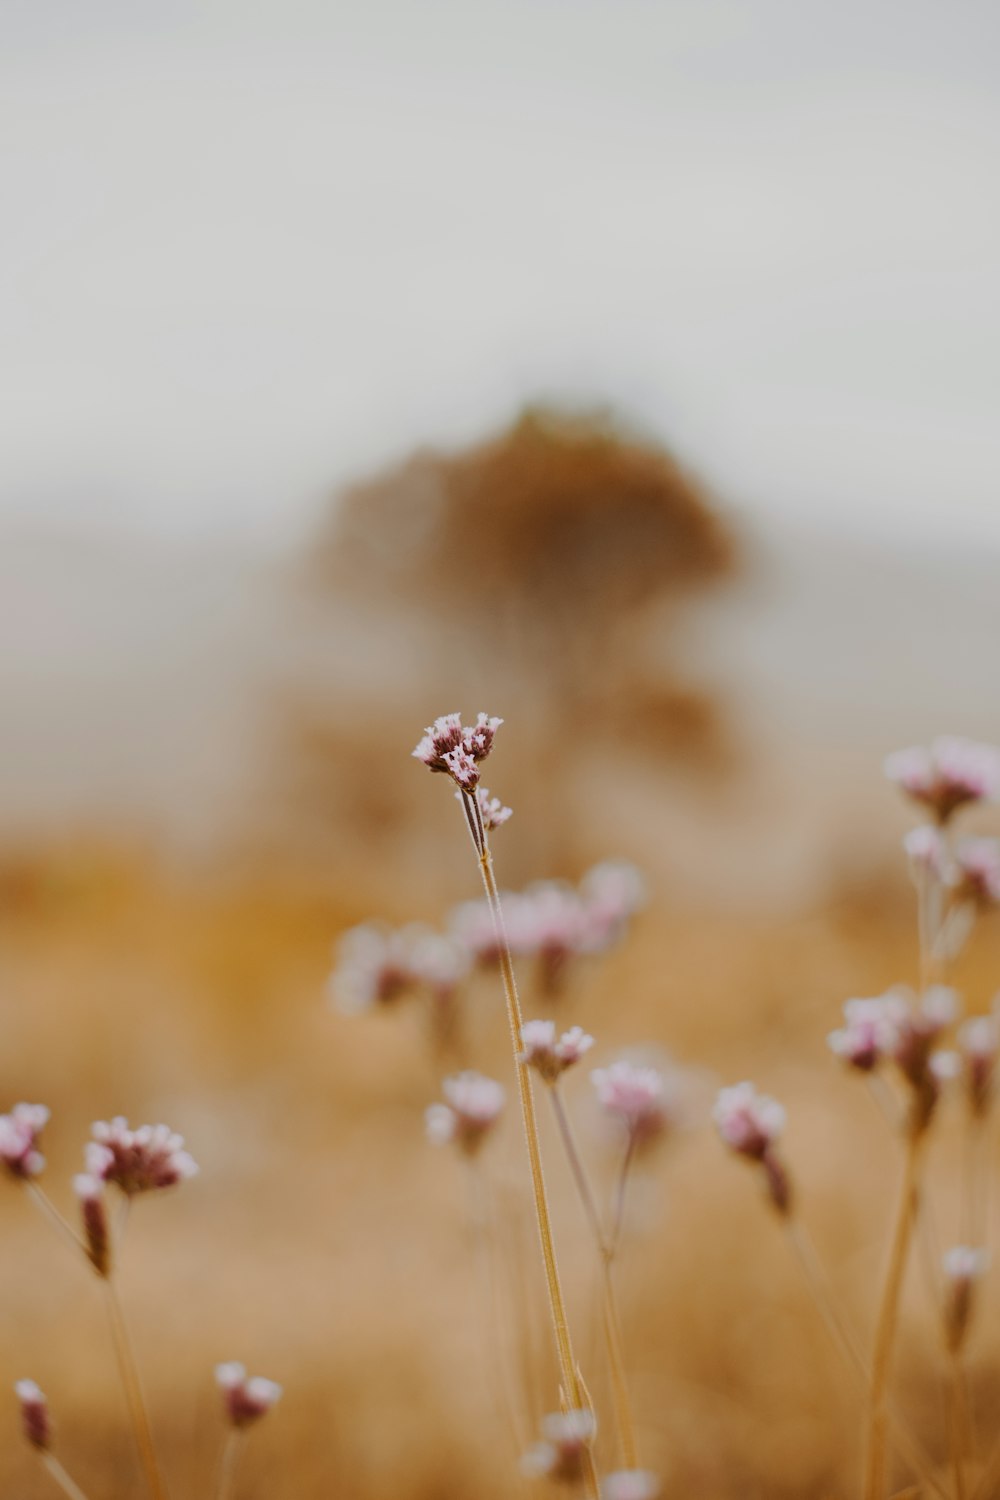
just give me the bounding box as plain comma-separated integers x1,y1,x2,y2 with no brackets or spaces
885,737,1000,822
215,1363,283,1428
86,1118,198,1196
425,1071,505,1154
519,1020,595,1083
14,1380,51,1451
0,1103,49,1180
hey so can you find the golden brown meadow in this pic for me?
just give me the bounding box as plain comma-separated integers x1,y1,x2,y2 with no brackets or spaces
2,833,998,1500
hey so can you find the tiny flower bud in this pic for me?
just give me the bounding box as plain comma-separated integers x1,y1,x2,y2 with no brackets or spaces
74,1174,111,1277
215,1362,283,1428
942,1246,989,1353
15,1380,51,1451
714,1082,791,1215
459,786,512,831
520,1020,595,1082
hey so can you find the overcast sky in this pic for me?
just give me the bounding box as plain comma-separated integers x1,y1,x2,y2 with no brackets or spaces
3,0,999,550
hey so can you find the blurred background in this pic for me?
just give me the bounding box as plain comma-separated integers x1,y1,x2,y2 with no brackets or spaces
2,2,1000,1495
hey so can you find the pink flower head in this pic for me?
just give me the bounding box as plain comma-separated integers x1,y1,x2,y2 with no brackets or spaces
14,1380,51,1451
513,882,591,992
449,898,503,966
713,1082,785,1160
885,737,1000,822
953,838,1000,907
828,993,909,1072
889,986,960,1094
942,1246,989,1353
959,1013,998,1115
592,1061,672,1148
580,861,647,949
903,825,948,878
215,1362,283,1429
460,785,512,832
328,922,468,1013
519,1020,595,1083
425,1071,505,1154
86,1118,198,1196
413,712,502,791
600,1471,660,1500
521,1409,596,1483
0,1103,49,1180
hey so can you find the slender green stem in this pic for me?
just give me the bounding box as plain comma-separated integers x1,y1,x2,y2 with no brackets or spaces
865,1130,925,1500
40,1453,93,1500
462,791,597,1498
104,1279,169,1500
215,1430,245,1500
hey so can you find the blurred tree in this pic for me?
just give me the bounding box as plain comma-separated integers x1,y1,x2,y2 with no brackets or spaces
273,407,738,890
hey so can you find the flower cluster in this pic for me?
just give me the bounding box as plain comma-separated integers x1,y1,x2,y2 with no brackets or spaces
959,1012,998,1116
520,1021,594,1082
215,1362,283,1429
592,1061,677,1151
714,1082,791,1214
86,1118,198,1196
885,736,1000,822
425,1071,505,1154
0,1103,49,1180
521,1408,596,1482
412,712,502,791
828,987,960,1129
328,922,469,1015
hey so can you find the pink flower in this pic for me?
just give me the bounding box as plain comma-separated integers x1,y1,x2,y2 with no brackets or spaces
74,1174,111,1277
959,1013,998,1115
828,994,909,1072
328,922,468,1013
519,1020,595,1082
953,838,1000,906
14,1380,50,1451
425,1071,505,1154
580,862,646,948
460,786,512,832
713,1082,785,1159
903,825,948,877
521,1409,596,1483
0,1103,49,1180
413,712,503,790
885,737,1000,822
85,1118,198,1196
600,1470,660,1500
215,1363,283,1428
592,1061,672,1148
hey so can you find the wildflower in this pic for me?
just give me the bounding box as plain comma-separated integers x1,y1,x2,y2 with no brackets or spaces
600,1470,660,1500
580,861,646,947
449,898,504,966
74,1174,111,1277
592,1061,672,1149
425,1071,505,1153
413,712,502,790
952,838,1000,907
942,1246,989,1353
215,1363,283,1428
0,1103,49,1180
714,1082,791,1214
959,1013,998,1116
828,994,909,1072
890,987,960,1096
903,825,948,878
14,1380,50,1451
885,737,1000,822
520,1020,595,1083
85,1118,198,1195
521,1409,596,1482
459,785,512,832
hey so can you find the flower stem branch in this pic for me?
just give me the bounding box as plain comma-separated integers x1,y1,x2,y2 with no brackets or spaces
104,1279,169,1500
39,1453,93,1500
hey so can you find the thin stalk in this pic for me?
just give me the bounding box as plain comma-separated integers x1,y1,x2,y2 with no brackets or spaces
948,1353,971,1500
785,1219,948,1500
215,1430,244,1500
865,1129,925,1500
24,1183,88,1256
462,791,597,1498
40,1453,93,1500
464,1158,532,1459
549,1085,639,1469
104,1279,169,1500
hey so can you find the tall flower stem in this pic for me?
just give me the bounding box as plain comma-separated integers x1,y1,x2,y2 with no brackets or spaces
24,1183,88,1255
865,1128,925,1500
215,1431,245,1500
948,1353,971,1500
104,1279,169,1500
460,791,597,1496
40,1453,93,1500
549,1084,639,1469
